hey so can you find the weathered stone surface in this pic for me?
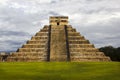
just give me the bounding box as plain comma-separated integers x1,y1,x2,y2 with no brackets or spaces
3,16,111,62
50,25,67,61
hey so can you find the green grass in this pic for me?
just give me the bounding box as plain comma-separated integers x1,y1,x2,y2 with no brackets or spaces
0,62,120,80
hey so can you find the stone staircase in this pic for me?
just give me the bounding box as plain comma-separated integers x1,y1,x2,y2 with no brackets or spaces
50,25,67,61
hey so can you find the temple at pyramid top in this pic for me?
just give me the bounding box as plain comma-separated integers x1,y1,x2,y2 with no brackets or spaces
50,16,68,25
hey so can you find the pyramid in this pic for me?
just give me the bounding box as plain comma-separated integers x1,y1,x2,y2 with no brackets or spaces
7,16,111,62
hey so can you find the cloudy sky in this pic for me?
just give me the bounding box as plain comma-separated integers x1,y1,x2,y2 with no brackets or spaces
0,0,120,52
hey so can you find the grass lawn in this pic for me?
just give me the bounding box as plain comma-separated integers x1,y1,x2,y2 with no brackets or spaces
0,62,120,80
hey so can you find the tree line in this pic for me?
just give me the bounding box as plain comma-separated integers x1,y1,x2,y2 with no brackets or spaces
99,46,120,61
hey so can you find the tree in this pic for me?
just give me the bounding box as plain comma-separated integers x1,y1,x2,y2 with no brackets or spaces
116,47,120,61
99,46,120,61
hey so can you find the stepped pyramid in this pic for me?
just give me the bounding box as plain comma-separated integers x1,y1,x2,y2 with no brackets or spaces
7,16,111,62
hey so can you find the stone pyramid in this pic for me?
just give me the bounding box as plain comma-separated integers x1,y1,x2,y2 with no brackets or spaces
7,16,111,62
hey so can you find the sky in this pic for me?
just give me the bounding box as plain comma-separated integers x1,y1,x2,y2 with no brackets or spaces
0,0,120,52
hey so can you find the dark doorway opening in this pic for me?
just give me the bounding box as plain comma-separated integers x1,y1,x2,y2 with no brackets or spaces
2,55,8,62
57,22,59,25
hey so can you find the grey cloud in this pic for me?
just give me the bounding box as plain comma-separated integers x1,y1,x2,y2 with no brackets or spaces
49,11,60,16
6,40,24,45
0,30,31,37
79,7,120,14
50,0,58,4
0,0,120,51
0,40,24,52
78,17,120,48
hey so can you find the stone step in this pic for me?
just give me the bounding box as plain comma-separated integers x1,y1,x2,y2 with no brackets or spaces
69,44,94,48
69,40,90,44
66,25,72,28
68,36,85,40
22,44,46,48
35,32,48,36
7,57,47,62
18,48,46,52
31,36,48,40
36,31,48,33
67,28,76,32
39,27,49,31
27,40,47,44
69,48,99,52
51,29,65,31
70,52,105,56
68,32,80,36
10,52,47,56
43,25,49,28
71,55,109,58
40,29,49,32
70,57,111,61
9,55,47,58
67,26,76,28
66,26,76,30
70,52,104,55
13,54,47,57
18,56,47,58
8,56,47,59
19,52,43,54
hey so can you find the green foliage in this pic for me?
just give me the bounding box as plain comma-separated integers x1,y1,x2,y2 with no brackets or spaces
0,62,120,80
99,46,120,61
